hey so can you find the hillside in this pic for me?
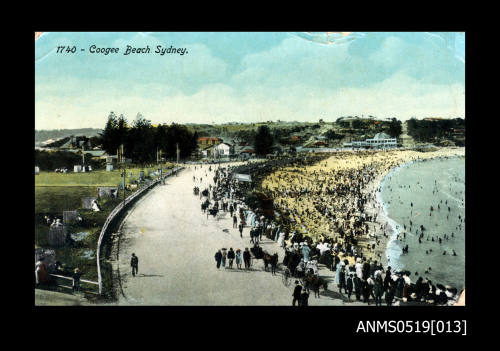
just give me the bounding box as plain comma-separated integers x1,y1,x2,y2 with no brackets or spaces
35,128,102,144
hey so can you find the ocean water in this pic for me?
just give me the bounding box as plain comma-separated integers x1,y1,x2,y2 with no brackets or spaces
380,156,465,290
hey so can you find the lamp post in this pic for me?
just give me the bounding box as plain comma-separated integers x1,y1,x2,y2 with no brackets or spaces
176,143,180,176
121,168,126,206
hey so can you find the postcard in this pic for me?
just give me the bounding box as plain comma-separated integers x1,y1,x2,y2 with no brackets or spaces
35,32,465,309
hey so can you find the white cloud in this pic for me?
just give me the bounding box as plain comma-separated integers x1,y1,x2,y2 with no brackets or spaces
35,73,464,130
35,33,465,129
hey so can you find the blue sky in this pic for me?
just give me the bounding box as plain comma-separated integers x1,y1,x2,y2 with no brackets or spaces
35,32,465,130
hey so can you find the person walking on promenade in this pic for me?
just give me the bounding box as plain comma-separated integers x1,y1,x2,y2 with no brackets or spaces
385,286,394,306
278,231,286,249
131,253,139,277
233,215,238,229
374,275,384,306
362,280,372,305
346,273,354,300
235,249,242,269
215,250,222,269
300,288,310,307
221,248,227,268
238,223,243,237
353,275,362,301
35,257,48,287
227,248,235,269
384,266,392,291
72,268,82,292
229,204,234,219
243,248,251,269
335,260,343,287
293,281,302,306
338,266,347,294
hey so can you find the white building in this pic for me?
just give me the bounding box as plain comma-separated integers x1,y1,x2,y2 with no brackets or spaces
343,132,397,149
215,143,232,156
365,132,397,148
202,142,233,158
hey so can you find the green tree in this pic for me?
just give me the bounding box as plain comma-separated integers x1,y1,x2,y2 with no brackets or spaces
388,118,403,138
351,119,363,129
100,112,119,154
254,125,274,156
325,129,343,140
192,131,199,154
125,114,155,163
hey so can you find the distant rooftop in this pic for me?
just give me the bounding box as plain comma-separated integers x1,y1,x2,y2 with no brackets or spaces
372,132,391,140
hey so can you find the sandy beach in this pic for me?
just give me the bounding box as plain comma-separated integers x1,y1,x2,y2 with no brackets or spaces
261,147,465,268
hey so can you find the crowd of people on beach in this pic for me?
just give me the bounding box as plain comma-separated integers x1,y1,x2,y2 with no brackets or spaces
192,149,464,306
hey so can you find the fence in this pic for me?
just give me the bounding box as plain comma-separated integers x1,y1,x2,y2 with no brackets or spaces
49,274,99,295
96,167,184,295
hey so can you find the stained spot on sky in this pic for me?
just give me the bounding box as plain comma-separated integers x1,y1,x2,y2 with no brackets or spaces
290,32,366,45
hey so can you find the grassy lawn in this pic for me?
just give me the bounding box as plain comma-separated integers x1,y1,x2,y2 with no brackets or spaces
35,164,174,187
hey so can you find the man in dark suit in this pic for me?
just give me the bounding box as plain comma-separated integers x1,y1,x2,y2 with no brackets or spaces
300,288,310,307
346,273,354,300
243,248,251,269
131,253,139,277
293,281,302,306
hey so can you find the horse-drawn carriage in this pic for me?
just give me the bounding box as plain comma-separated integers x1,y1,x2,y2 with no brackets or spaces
250,244,264,259
281,249,328,297
250,244,279,275
208,207,219,217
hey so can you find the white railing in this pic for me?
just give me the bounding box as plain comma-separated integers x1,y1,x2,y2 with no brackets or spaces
49,274,99,286
96,167,183,295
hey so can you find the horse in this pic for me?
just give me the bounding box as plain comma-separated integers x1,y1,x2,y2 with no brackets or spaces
303,273,328,298
263,252,279,275
201,200,210,213
250,244,264,259
319,251,335,271
283,250,301,277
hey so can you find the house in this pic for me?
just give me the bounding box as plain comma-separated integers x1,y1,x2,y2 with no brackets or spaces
200,145,213,158
198,137,222,147
240,146,255,157
343,132,397,149
201,143,233,158
214,143,232,157
366,132,397,148
312,141,328,147
84,150,106,159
